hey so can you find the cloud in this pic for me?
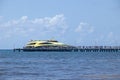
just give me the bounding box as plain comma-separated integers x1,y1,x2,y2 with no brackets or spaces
75,22,94,34
0,14,67,39
32,14,65,26
30,14,67,33
0,14,119,48
73,22,95,46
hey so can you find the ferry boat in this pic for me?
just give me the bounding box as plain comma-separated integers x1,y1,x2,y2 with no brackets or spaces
22,39,76,51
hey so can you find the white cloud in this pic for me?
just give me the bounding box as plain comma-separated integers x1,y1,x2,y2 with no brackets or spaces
31,14,65,26
30,14,67,33
0,14,67,39
75,22,94,34
0,15,119,48
21,16,28,20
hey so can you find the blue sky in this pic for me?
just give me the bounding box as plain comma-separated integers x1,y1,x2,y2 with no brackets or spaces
0,0,120,49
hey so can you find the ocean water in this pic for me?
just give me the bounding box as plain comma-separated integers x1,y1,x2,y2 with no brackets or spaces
0,50,120,80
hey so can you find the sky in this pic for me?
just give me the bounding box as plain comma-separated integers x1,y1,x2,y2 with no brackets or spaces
0,0,120,49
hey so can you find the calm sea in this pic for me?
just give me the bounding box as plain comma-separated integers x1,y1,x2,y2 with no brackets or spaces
0,50,120,80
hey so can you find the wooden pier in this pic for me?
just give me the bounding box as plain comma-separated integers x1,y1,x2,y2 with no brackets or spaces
13,46,120,52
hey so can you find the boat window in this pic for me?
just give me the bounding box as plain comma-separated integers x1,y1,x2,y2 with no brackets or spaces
40,42,52,44
48,40,58,42
28,43,36,45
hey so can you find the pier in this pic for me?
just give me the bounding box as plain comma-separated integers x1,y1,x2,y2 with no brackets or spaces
14,46,120,52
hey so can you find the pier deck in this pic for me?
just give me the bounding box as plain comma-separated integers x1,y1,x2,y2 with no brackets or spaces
14,46,120,52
